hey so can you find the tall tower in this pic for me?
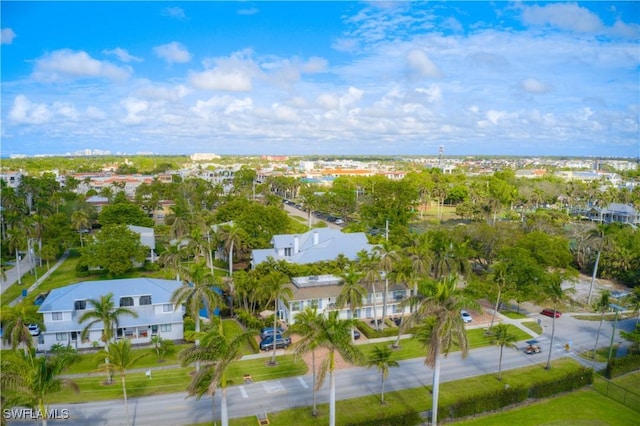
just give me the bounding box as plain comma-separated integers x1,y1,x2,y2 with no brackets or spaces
438,145,444,167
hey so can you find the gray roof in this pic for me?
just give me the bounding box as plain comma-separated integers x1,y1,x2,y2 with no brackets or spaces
606,203,638,215
38,278,182,313
128,225,155,249
253,228,374,265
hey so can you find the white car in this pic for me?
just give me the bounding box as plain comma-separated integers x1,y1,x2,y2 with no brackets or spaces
335,218,344,225
461,310,472,323
28,324,41,336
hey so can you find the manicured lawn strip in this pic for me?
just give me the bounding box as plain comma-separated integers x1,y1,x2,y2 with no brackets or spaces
63,343,191,374
572,313,635,321
52,355,306,403
1,264,48,306
357,325,530,362
501,311,528,319
222,319,258,355
223,358,588,426
454,388,638,425
521,321,543,335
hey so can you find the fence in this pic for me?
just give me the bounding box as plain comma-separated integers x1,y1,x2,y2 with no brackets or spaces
592,375,640,412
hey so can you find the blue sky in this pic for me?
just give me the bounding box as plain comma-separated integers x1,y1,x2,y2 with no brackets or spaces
1,1,639,157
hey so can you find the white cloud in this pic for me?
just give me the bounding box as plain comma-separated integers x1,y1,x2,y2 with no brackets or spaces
520,78,553,94
520,3,604,34
9,95,51,124
339,87,364,110
415,85,442,103
135,83,191,101
316,93,340,110
153,42,191,64
162,7,187,20
301,57,328,73
609,20,640,39
120,97,149,124
31,49,132,82
190,50,259,91
103,47,143,63
86,106,106,120
406,49,442,79
1,28,16,44
53,102,79,120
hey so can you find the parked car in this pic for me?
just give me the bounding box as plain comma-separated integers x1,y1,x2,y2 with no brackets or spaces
28,324,41,336
259,335,291,351
541,309,562,318
334,218,344,225
461,310,473,323
353,329,361,340
260,326,285,340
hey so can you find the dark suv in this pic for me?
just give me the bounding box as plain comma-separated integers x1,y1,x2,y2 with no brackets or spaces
259,335,291,351
260,326,285,340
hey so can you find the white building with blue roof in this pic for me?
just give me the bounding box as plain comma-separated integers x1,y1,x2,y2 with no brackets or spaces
36,278,184,351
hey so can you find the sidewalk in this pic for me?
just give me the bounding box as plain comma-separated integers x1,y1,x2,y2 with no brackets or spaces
7,250,70,307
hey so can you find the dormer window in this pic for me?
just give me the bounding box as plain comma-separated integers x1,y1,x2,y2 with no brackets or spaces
119,297,134,307
139,295,152,305
74,300,86,310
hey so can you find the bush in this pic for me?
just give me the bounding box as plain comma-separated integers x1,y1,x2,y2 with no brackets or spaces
447,387,529,419
528,367,593,398
606,353,640,379
346,410,422,426
357,320,399,339
235,308,267,330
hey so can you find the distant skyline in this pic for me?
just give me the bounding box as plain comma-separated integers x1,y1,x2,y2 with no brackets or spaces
1,1,639,158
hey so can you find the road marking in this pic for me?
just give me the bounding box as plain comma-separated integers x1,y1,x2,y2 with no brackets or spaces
239,386,248,398
263,381,286,394
297,376,309,389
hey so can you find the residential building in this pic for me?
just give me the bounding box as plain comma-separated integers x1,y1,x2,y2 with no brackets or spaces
251,228,375,267
127,225,157,262
36,278,184,351
278,274,409,325
584,203,640,227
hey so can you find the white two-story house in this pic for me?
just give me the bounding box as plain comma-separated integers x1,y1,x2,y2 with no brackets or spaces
36,278,184,351
279,274,410,326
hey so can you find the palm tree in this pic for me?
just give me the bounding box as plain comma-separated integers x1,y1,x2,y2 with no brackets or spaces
592,290,611,358
261,270,293,365
171,260,223,372
217,223,244,277
71,210,90,248
98,339,148,426
487,324,518,380
287,307,324,416
310,311,365,426
366,345,399,404
629,287,640,326
586,224,613,305
1,348,79,426
158,242,184,281
413,277,472,426
374,241,400,325
541,270,576,370
1,304,44,351
180,322,254,426
79,293,138,383
336,264,366,342
358,250,382,330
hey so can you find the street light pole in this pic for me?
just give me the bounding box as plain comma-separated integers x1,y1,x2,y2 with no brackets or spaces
607,304,623,363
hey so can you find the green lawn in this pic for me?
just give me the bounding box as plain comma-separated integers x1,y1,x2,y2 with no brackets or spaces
454,389,638,425
610,370,640,389
501,311,528,319
221,358,597,426
51,354,307,404
522,321,543,335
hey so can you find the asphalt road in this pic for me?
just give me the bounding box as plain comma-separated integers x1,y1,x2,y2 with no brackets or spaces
14,315,635,426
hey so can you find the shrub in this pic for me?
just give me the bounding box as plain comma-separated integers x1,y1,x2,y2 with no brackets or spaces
606,353,640,379
528,367,593,398
447,387,528,419
346,410,422,426
235,308,267,330
357,320,399,339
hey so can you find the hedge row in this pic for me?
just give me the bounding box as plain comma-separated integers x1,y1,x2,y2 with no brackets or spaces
235,308,269,331
357,320,401,339
345,410,422,426
444,366,593,420
606,353,640,379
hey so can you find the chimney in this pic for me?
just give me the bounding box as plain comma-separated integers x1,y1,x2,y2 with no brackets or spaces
293,236,299,254
313,231,319,246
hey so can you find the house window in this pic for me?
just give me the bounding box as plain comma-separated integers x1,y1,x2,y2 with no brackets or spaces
74,300,86,310
120,297,134,307
55,333,66,341
290,301,301,312
139,295,152,305
308,299,319,309
162,303,173,312
151,325,158,335
284,247,292,256
393,290,405,301
52,312,63,321
160,324,171,332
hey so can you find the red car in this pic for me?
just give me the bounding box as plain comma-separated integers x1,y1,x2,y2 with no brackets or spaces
541,309,562,318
